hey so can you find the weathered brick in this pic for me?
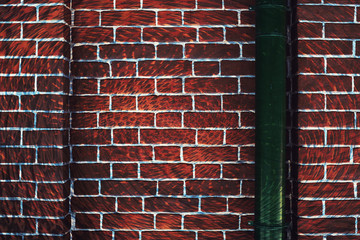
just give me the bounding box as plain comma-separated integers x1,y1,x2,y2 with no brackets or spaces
201,198,226,212
184,215,239,229
141,129,195,144
299,182,354,198
157,11,182,25
71,163,110,178
74,11,99,26
71,129,111,145
0,112,34,127
184,147,237,162
101,146,153,161
184,112,238,128
0,41,35,56
100,44,155,59
112,61,137,77
156,214,182,229
72,62,110,77
101,181,156,195
186,180,240,195
143,27,196,42
157,44,183,58
156,112,182,127
298,218,355,233
23,130,67,146
145,197,198,212
141,164,193,178
113,129,138,144
186,44,239,58
22,165,67,181
184,11,238,25
142,231,195,240
24,23,69,40
185,77,237,93
100,112,154,127
72,27,113,43
102,11,155,26
158,181,183,195
138,95,192,110
72,197,115,212
195,164,221,178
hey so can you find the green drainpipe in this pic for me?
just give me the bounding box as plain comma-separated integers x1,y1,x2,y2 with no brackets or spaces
254,0,287,239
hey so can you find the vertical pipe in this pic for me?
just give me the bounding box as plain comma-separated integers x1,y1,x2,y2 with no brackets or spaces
255,0,287,239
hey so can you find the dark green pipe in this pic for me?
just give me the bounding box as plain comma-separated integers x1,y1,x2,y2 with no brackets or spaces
254,0,287,239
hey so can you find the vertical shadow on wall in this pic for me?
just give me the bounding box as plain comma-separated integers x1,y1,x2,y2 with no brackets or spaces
287,0,298,239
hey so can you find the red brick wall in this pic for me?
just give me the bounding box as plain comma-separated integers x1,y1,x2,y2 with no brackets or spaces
296,0,360,239
70,0,256,239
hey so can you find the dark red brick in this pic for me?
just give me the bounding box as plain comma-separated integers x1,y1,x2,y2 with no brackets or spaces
0,182,35,198
141,164,193,178
37,76,69,92
184,215,239,229
157,78,183,93
223,164,254,179
221,60,255,75
0,165,19,180
298,5,354,22
100,112,154,127
143,27,196,42
0,41,35,56
71,96,109,111
21,95,66,111
0,218,36,233
113,129,138,144
72,27,113,43
298,75,352,92
156,112,182,127
184,112,238,128
157,44,183,58
72,197,115,212
117,197,142,212
226,27,255,41
23,130,67,146
185,78,237,93
116,28,141,42
0,6,36,21
22,165,67,181
201,198,226,212
298,218,355,233
298,165,324,181
0,76,33,92
100,44,155,59
0,112,33,127
23,200,67,217
223,95,255,110
72,113,97,128
195,96,221,110
71,163,110,178
194,61,219,76
39,5,70,23
73,0,113,9
112,96,137,110
112,61,137,77
101,181,156,195
113,164,138,178
298,147,349,164
145,197,198,212
141,129,195,144
102,11,155,26
0,23,21,38
195,164,221,178
72,62,109,77
184,147,238,162
24,23,69,40
143,0,194,8
74,180,98,195
71,129,111,145
138,95,192,110
101,146,152,161
142,231,195,240
298,200,322,216
73,146,97,162
186,180,240,195
73,45,97,60
76,213,100,229
156,214,182,229
184,11,238,25
0,148,35,163
74,11,99,26
0,96,18,110
299,182,354,198
186,44,239,58
158,181,183,195
155,146,180,161
298,112,353,127
0,59,19,74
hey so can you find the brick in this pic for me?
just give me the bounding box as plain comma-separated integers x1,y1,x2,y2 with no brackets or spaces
297,130,324,145
73,0,113,9
226,231,254,239
23,130,67,146
0,130,20,145
297,93,324,109
184,215,239,229
100,112,154,127
298,218,355,233
72,27,113,43
142,231,195,240
0,112,33,127
326,24,360,39
115,231,139,240
111,96,136,110
158,11,182,25
103,213,154,229
39,5,70,23
143,27,196,42
74,11,99,26
223,95,255,110
101,146,152,161
156,214,182,229
328,130,360,145
224,0,253,9
37,76,69,92
71,129,111,145
158,181,183,195
0,6,36,21
112,61,137,77
195,164,220,178
73,231,112,240
298,5,354,22
0,218,36,233
116,0,140,8
73,45,97,60
186,180,240,195
298,200,322,216
116,27,141,42
0,76,34,92
72,62,110,77
184,147,237,162
157,78,183,93
100,44,155,59
194,61,219,76
327,165,360,180
199,28,224,42
0,165,19,180
298,165,324,181
0,148,35,163
156,112,182,127
241,112,255,127
298,57,324,73
223,164,254,179
198,231,224,240
141,163,193,178
101,79,154,93
226,27,255,41
228,198,254,213
197,130,223,145
185,112,238,128
241,10,255,25
38,182,70,199
299,40,352,55
0,59,19,73
198,0,222,8
327,237,360,240
326,200,360,215
22,165,67,181
143,0,194,8
73,146,97,162
299,182,354,198
23,200,67,217
38,217,70,234
243,44,255,58
155,146,180,161
22,95,67,111
74,180,98,195
76,213,100,229
201,198,226,212
221,60,255,75
186,44,239,58
157,44,183,58
72,113,97,128
71,163,110,178
195,96,221,110
72,197,115,212
298,147,349,164
0,200,21,215
0,96,18,110
24,23,69,40
145,197,198,212
0,23,20,38
328,58,360,74
38,41,70,58
0,41,35,56
226,129,255,145
138,95,192,110
23,58,68,74
184,11,238,25
102,11,155,26
298,22,322,38
185,78,237,93
298,112,353,127
117,197,142,212
70,96,109,111
101,180,156,195
0,182,35,198
298,75,352,92
38,148,69,166
113,129,138,144
141,129,195,144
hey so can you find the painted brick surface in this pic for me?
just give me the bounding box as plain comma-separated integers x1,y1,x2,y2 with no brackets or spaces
296,0,360,239
0,0,71,238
